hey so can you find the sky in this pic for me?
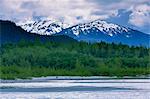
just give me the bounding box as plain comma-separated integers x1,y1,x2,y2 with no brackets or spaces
0,0,150,34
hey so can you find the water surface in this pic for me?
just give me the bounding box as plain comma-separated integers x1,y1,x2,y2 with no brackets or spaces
0,78,150,99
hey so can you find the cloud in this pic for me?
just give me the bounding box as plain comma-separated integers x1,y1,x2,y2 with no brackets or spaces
0,0,121,25
88,0,150,33
0,0,101,25
129,4,150,27
0,0,149,33
0,0,33,21
106,9,132,27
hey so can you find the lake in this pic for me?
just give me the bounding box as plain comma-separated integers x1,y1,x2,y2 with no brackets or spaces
0,77,150,99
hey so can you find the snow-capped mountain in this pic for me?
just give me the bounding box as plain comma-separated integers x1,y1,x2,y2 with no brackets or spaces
17,18,70,35
68,19,130,37
0,20,77,44
17,18,130,37
17,19,149,46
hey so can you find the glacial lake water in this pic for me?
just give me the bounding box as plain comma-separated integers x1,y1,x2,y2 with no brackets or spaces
0,77,150,99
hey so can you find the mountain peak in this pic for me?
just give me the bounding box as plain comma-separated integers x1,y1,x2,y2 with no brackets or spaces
14,19,149,47
17,18,131,37
71,19,131,37
16,18,70,35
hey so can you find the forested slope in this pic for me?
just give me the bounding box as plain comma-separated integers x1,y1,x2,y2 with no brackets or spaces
0,41,149,79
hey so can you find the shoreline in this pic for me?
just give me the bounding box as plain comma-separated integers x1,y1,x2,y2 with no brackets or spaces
1,76,150,83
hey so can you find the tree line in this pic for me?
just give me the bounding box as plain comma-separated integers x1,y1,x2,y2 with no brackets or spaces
0,40,149,79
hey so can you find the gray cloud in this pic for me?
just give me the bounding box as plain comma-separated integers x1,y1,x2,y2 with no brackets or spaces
0,0,149,32
21,1,39,9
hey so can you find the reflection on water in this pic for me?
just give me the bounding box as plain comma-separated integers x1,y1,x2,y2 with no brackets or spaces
0,79,150,99
1,86,139,92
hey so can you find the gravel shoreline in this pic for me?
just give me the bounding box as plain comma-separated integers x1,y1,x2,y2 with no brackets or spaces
1,76,150,83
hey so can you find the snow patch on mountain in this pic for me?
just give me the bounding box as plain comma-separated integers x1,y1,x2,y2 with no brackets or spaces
17,18,70,35
17,18,131,37
71,20,130,37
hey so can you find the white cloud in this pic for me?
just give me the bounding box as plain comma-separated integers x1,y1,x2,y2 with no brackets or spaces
129,4,150,27
0,0,149,29
0,0,123,25
0,0,33,21
0,0,102,25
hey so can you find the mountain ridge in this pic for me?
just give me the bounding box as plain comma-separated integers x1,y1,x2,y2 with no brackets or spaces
0,20,77,44
1,19,149,47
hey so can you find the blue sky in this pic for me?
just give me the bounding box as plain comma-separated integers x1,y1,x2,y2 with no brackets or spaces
0,0,150,34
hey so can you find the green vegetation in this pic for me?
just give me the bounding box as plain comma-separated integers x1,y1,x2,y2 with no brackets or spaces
0,40,150,79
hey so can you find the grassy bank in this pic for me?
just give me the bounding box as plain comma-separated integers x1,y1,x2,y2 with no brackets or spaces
0,65,150,80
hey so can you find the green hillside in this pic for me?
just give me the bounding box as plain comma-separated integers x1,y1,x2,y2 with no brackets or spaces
0,40,150,79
